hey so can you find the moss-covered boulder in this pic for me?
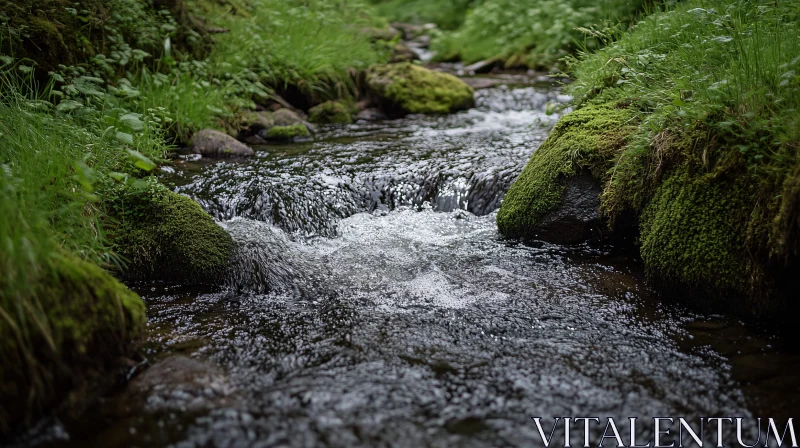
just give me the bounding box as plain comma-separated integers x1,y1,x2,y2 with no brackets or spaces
499,102,800,319
308,101,353,125
497,104,636,239
263,124,312,141
106,182,234,284
0,254,145,435
364,63,475,116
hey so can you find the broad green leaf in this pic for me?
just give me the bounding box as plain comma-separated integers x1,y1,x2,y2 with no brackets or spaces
116,132,134,145
126,149,156,172
119,113,145,131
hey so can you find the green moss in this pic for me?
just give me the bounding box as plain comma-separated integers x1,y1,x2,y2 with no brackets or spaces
263,123,312,140
365,63,475,115
106,182,234,283
638,167,753,296
0,254,144,435
497,104,637,238
308,101,353,125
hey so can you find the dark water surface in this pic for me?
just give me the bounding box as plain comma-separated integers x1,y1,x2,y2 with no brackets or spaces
21,79,800,447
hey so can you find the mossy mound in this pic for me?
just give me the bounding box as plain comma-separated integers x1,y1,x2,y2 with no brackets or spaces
106,182,234,284
499,102,800,319
0,254,145,435
497,104,637,239
263,124,312,141
364,63,475,115
308,101,353,125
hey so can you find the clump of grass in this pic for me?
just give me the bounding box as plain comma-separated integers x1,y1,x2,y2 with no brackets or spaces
432,0,648,69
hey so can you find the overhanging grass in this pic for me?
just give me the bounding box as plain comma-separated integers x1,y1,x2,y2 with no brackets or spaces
0,80,155,433
568,0,800,217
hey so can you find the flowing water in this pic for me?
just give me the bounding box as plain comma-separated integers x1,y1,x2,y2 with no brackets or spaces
22,78,800,447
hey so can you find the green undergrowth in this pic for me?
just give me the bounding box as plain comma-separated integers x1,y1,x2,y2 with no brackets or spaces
432,0,649,69
370,0,480,30
193,0,386,108
500,0,800,316
0,87,154,435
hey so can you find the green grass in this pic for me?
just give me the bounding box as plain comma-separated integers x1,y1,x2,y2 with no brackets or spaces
0,77,158,433
370,0,480,30
193,0,386,105
568,0,800,211
432,0,648,68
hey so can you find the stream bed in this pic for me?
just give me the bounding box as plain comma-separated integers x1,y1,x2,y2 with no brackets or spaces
25,78,800,447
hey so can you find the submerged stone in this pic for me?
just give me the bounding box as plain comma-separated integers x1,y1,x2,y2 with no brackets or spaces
531,172,606,245
190,129,254,157
365,63,475,116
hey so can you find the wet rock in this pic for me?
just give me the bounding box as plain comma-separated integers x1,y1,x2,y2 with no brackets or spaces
308,101,353,125
239,111,275,136
390,43,419,63
124,356,236,412
365,63,475,116
190,129,254,157
463,59,497,74
355,108,388,122
531,173,606,245
268,108,316,133
461,77,504,90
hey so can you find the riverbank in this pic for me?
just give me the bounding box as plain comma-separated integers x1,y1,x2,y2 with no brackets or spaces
0,0,484,436
0,0,384,435
498,0,800,320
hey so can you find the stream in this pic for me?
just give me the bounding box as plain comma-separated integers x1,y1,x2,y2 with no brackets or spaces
23,77,800,447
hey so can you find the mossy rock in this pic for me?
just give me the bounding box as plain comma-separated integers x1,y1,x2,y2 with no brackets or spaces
497,104,636,239
308,101,353,125
364,63,475,116
106,181,234,284
0,254,145,435
263,124,312,141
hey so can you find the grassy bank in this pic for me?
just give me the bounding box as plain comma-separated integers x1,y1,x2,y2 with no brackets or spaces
370,0,479,30
499,0,800,318
0,0,389,435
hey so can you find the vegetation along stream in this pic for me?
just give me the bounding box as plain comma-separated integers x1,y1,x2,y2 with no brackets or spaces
10,79,795,447
2,0,799,446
